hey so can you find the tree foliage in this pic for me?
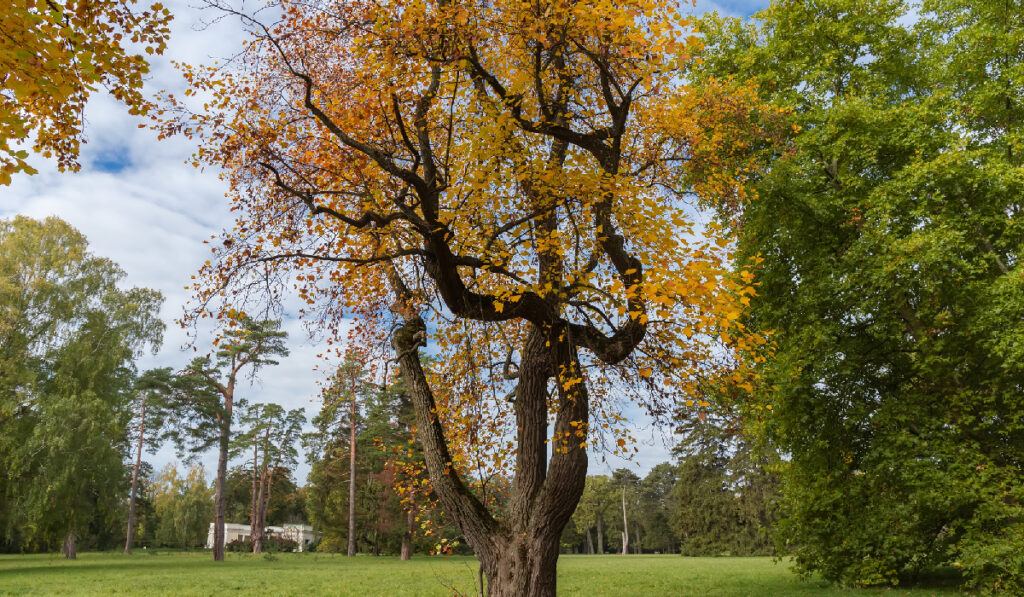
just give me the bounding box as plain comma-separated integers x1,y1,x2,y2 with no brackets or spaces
0,0,172,183
0,216,164,555
693,0,1024,590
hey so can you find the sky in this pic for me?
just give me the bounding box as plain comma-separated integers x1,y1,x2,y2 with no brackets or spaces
1,0,770,484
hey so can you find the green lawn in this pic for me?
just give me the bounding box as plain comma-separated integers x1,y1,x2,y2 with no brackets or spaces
0,552,961,596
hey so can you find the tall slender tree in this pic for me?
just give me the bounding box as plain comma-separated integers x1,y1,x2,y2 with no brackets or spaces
168,316,288,561
232,402,305,553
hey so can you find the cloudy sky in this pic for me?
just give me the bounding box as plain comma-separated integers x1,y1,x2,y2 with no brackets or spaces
2,0,769,482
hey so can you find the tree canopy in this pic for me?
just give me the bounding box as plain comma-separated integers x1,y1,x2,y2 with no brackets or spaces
693,0,1024,590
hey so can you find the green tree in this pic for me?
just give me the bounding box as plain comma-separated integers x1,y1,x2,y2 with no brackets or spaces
152,464,214,549
231,401,305,552
694,0,1024,589
572,476,614,555
166,317,288,561
0,216,163,557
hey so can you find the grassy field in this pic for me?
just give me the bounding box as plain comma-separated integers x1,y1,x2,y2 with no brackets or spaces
0,552,961,596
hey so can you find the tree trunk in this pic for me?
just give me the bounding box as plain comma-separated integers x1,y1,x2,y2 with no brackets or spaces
213,411,230,561
390,310,590,597
347,388,357,557
124,392,147,554
257,466,276,552
401,508,414,560
62,532,77,559
585,528,594,555
596,513,604,555
250,442,261,553
620,486,629,555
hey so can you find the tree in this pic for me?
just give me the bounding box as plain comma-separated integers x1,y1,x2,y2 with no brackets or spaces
125,367,175,553
611,469,640,555
573,476,613,555
231,401,305,553
693,0,1024,590
167,0,784,592
0,216,164,557
0,0,172,183
151,464,214,549
168,317,288,561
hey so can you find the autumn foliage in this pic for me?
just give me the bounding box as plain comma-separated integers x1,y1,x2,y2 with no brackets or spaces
165,0,785,591
0,0,172,183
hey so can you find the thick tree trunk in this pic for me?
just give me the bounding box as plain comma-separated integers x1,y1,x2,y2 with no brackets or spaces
400,508,414,560
390,309,589,597
213,414,230,561
585,528,594,554
124,392,147,554
596,513,604,554
347,390,357,557
620,486,629,555
62,531,77,559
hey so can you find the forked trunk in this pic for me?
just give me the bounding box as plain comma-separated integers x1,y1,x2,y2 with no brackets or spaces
61,532,77,559
391,314,590,597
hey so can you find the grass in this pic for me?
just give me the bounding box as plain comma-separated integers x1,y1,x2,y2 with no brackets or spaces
0,552,962,596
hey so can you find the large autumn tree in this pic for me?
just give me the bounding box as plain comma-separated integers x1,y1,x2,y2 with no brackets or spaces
693,0,1024,591
167,0,784,592
0,0,172,183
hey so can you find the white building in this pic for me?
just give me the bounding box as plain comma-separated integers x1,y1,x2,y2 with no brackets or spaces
206,522,318,552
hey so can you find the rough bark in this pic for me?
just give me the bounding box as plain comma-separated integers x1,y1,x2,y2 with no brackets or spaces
390,299,589,596
124,392,147,554
61,532,77,559
347,388,357,557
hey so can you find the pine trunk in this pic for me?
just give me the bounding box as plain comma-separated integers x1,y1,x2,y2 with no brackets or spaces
213,414,230,561
124,392,147,554
347,389,357,557
250,443,261,553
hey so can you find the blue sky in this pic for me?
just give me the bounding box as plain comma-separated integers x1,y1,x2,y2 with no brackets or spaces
1,0,772,482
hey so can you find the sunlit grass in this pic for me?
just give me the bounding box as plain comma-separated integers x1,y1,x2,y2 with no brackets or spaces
0,552,961,596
